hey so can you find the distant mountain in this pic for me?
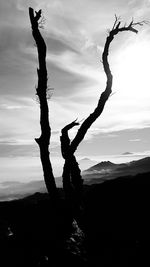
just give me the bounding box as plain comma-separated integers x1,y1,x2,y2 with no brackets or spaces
83,156,150,184
84,161,116,173
126,156,150,169
0,177,62,201
1,157,150,201
116,157,150,174
78,158,98,171
0,180,47,201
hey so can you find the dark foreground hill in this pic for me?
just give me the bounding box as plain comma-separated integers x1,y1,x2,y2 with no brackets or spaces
83,171,150,266
0,171,150,266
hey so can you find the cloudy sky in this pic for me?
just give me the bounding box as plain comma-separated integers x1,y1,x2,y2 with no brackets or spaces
0,0,150,183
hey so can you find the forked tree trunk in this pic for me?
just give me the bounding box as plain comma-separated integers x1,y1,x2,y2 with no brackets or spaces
70,18,142,154
61,17,142,223
29,7,143,212
60,121,83,221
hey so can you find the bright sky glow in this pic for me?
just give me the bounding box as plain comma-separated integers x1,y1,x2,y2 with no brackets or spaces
116,39,150,98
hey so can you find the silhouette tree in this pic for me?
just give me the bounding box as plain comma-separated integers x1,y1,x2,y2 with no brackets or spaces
70,17,145,153
29,8,144,223
60,120,83,222
60,16,144,223
29,8,58,200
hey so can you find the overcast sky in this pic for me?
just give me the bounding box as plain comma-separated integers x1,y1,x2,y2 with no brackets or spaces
0,0,150,182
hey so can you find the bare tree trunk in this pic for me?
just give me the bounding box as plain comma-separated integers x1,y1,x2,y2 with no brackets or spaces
61,18,142,222
60,121,83,223
29,8,57,200
70,18,142,154
60,121,82,197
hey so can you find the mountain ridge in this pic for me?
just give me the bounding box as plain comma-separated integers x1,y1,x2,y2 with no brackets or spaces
83,156,150,184
0,156,150,201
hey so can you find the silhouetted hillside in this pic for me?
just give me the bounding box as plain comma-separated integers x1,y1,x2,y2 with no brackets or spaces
118,156,150,172
83,156,150,184
1,171,150,266
0,188,80,266
78,158,98,171
84,160,116,173
0,178,62,201
83,171,150,266
1,157,150,202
